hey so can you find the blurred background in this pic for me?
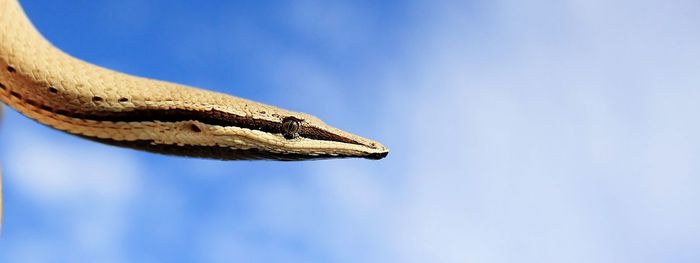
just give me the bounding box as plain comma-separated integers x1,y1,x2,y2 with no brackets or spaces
2,0,700,262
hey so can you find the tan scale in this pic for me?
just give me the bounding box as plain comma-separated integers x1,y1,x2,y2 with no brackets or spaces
0,0,388,226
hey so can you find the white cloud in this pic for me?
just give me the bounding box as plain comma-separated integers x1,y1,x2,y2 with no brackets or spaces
294,0,700,262
4,0,700,262
1,110,143,262
10,135,139,205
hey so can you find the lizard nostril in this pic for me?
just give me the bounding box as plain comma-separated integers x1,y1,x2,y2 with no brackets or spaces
190,124,202,132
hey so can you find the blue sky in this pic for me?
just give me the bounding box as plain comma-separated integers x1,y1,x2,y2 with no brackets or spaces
2,0,700,262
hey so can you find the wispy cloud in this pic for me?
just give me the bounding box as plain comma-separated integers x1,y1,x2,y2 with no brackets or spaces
3,0,700,262
1,110,142,262
295,0,700,262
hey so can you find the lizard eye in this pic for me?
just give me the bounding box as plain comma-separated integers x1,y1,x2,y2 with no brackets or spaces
281,118,301,139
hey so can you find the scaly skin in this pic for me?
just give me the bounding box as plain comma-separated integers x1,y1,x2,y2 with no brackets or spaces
0,0,388,225
0,0,388,160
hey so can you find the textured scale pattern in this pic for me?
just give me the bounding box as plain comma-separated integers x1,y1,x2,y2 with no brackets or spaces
0,0,388,228
0,0,389,161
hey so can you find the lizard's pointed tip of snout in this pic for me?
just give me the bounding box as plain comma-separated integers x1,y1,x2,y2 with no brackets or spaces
366,150,389,160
